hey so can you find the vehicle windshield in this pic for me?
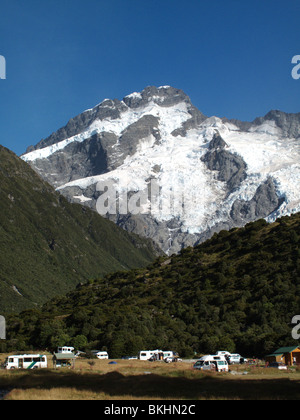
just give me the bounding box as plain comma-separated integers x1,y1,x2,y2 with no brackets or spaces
217,361,226,365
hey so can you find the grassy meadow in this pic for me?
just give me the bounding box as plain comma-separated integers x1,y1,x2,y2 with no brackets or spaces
1,354,300,400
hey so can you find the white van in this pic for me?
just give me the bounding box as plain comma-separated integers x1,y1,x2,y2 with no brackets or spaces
193,355,228,372
91,351,109,359
4,354,48,370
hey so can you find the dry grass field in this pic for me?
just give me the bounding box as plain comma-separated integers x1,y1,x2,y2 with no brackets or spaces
1,353,300,400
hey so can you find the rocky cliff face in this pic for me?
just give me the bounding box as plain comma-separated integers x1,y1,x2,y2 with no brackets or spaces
22,86,300,254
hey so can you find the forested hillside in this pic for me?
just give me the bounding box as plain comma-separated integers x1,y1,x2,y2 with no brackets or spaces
3,213,300,358
0,145,160,312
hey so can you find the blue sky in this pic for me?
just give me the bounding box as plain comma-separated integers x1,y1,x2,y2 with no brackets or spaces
0,0,299,155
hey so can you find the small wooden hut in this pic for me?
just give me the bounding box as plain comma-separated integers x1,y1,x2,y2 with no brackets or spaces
266,346,300,366
53,352,76,369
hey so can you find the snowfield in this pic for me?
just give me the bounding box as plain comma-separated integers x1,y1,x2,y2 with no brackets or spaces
52,117,300,234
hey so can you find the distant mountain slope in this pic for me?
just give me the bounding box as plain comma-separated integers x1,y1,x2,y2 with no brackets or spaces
0,146,160,313
5,213,300,357
22,86,300,255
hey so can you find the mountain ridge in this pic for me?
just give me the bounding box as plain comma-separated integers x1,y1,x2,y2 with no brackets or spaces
24,88,300,156
21,86,300,254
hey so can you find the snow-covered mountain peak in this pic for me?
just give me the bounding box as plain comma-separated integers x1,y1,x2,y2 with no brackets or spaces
21,86,300,254
23,86,198,167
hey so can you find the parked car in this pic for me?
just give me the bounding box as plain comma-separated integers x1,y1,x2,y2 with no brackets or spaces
228,354,247,365
216,351,248,365
164,356,182,363
122,356,138,360
267,362,288,370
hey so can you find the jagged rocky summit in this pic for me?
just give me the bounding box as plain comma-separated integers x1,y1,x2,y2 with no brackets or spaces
22,86,300,254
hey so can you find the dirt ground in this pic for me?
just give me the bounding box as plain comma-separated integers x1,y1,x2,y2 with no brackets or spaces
1,354,300,400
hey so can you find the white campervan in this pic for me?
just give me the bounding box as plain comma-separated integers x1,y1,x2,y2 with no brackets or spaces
163,351,179,359
139,350,180,361
91,351,109,359
139,350,164,361
57,346,74,354
4,354,48,370
216,351,231,358
193,355,228,372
